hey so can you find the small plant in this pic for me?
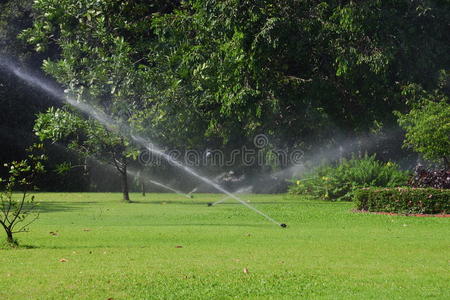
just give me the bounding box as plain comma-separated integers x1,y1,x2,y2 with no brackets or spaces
0,145,46,246
289,154,409,201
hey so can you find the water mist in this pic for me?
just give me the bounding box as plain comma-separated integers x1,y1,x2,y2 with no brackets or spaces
1,58,286,227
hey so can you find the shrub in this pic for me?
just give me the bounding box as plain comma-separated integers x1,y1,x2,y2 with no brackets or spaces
409,166,450,189
289,154,409,201
354,187,450,214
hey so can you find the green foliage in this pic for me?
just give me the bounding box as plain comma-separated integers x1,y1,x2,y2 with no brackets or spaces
354,187,450,214
10,0,450,192
21,0,181,199
19,0,450,158
20,0,176,127
34,107,130,159
34,107,136,201
397,99,450,167
151,0,450,147
289,154,409,201
0,144,46,245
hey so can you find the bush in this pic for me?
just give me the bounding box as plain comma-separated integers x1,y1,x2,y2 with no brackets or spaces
354,187,450,214
289,154,409,201
409,166,450,189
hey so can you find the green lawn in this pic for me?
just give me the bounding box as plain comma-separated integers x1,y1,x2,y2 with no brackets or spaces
1,193,449,299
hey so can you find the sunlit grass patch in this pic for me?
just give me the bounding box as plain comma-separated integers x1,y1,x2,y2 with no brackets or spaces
0,193,448,299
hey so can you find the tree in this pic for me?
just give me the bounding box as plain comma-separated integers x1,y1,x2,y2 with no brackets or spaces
21,0,180,199
34,107,137,202
150,0,450,150
397,96,450,168
0,145,46,245
19,0,450,184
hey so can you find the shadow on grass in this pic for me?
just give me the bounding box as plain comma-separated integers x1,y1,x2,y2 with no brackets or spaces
139,223,273,227
0,243,39,250
133,200,302,205
31,201,98,213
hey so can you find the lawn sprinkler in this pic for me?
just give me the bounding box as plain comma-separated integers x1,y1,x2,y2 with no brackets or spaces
280,223,287,228
187,187,198,198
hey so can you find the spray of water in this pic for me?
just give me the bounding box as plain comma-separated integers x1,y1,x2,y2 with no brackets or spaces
187,187,198,195
268,129,404,183
1,59,285,227
146,179,192,199
211,186,253,206
126,169,192,198
68,153,192,197
187,172,226,195
131,134,283,226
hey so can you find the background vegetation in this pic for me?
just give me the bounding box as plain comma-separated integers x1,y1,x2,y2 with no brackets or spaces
0,0,449,193
289,154,409,201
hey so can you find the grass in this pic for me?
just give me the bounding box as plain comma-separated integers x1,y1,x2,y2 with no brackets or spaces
0,193,449,299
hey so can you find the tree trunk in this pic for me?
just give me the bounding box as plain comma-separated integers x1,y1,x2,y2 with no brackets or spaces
444,156,449,170
6,228,14,245
121,161,130,202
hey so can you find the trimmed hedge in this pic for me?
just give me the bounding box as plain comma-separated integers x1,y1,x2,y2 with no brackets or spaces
354,187,450,214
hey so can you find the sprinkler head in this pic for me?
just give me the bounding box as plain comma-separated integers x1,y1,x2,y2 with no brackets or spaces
280,223,287,228
207,202,213,207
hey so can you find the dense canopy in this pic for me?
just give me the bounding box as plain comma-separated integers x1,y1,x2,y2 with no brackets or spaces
1,0,449,192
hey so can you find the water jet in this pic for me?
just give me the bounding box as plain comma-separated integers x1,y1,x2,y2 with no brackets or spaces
1,58,285,227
